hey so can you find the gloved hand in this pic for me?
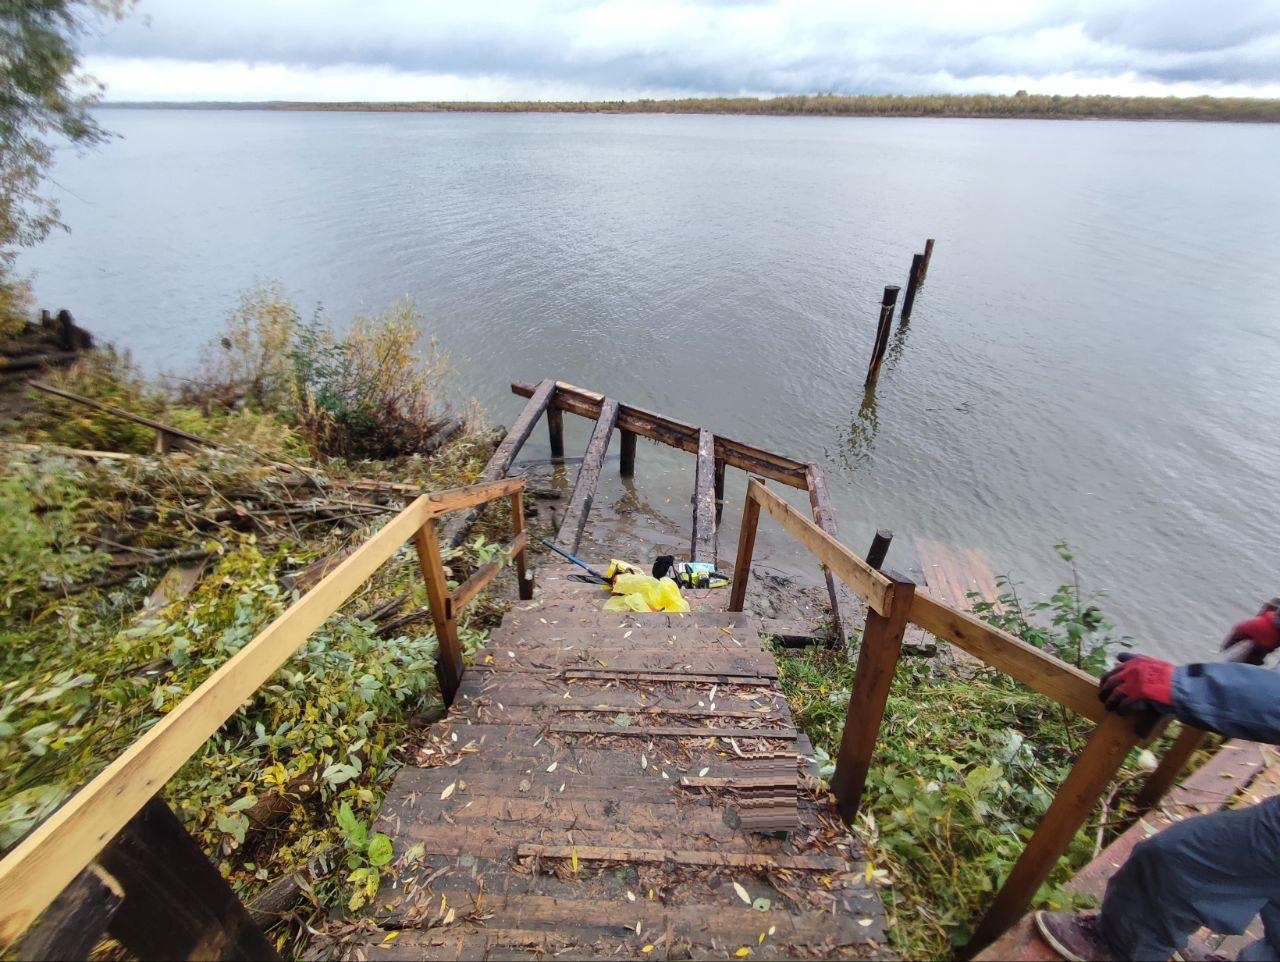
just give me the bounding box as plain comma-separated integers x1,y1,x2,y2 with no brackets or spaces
1223,608,1280,665
1098,653,1174,716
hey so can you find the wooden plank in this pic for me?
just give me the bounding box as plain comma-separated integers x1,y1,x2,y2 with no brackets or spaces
560,667,776,682
830,572,914,822
29,381,225,451
805,463,845,643
679,776,796,789
15,865,122,962
512,380,809,488
748,479,894,615
692,428,717,564
967,712,1140,954
555,398,619,553
728,484,761,613
414,519,462,705
549,722,796,740
0,490,443,951
426,476,525,515
515,844,848,873
546,405,564,458
908,593,1104,722
99,797,279,961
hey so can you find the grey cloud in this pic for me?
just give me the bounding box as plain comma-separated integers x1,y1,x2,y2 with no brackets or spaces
85,0,1280,96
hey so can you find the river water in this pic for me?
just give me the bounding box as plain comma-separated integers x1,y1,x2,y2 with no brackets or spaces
18,108,1280,661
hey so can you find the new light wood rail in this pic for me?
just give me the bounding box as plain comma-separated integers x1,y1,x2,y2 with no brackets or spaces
728,477,1148,956
0,477,531,958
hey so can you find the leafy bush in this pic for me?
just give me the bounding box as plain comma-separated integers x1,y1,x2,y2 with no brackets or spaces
188,283,301,411
291,300,453,460
0,455,106,623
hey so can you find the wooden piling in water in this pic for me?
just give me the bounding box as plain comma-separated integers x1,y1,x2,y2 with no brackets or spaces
547,407,564,459
619,429,637,477
921,238,935,282
901,253,925,322
865,529,893,570
864,286,900,389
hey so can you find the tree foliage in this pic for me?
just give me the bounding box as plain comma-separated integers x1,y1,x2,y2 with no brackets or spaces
0,1,130,271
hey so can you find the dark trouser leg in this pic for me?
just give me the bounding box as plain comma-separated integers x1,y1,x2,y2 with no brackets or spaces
1238,901,1280,961
1097,796,1280,960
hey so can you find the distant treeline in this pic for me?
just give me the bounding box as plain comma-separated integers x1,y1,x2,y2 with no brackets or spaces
108,93,1280,122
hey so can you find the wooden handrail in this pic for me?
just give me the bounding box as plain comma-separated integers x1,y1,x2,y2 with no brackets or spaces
0,477,528,951
739,479,895,614
727,473,1141,954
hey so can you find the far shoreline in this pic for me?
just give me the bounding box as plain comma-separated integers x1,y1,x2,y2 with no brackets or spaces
98,92,1280,124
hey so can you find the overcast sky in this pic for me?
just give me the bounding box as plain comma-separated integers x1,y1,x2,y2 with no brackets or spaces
84,0,1280,102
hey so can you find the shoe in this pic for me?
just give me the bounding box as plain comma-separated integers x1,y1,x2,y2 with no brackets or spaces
1172,939,1228,962
1034,911,1117,962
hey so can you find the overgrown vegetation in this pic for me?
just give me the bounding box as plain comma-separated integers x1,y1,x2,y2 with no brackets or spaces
0,293,515,953
775,547,1173,959
131,92,1280,123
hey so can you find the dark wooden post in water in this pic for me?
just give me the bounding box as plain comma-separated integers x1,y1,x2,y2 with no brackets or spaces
98,797,280,961
830,572,915,823
900,253,925,323
619,429,637,478
547,407,565,459
920,238,936,283
864,286,900,389
713,457,726,521
865,529,893,570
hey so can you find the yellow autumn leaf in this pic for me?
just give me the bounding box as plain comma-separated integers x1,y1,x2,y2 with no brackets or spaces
441,782,456,800
382,931,399,943
865,863,874,883
735,948,752,958
758,933,766,944
571,847,579,874
642,947,655,954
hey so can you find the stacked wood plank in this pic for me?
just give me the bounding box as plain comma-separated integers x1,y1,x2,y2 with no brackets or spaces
335,574,890,960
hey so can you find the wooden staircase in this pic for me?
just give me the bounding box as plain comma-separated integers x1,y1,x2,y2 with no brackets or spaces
337,565,890,961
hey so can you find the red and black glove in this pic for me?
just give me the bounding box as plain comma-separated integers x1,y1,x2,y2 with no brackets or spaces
1098,653,1174,716
1223,607,1280,665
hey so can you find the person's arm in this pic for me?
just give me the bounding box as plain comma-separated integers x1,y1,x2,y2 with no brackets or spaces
1172,662,1280,745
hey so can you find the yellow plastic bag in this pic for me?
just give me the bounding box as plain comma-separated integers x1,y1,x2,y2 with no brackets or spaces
603,573,690,613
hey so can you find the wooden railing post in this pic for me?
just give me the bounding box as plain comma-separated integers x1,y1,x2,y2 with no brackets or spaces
619,429,637,478
966,712,1140,955
727,483,762,613
830,572,915,822
546,407,564,459
414,518,463,705
99,797,279,961
511,490,533,601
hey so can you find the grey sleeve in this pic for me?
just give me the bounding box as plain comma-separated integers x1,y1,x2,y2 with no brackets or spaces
1171,663,1280,745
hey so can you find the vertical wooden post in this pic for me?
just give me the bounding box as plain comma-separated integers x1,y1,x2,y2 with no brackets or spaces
619,429,637,477
864,286,899,389
414,519,463,705
714,457,726,521
830,573,915,822
691,429,717,564
1133,724,1207,810
547,407,564,459
727,483,762,613
901,253,925,322
16,865,122,962
99,797,280,961
153,430,171,456
865,529,893,570
967,713,1139,955
921,238,935,282
511,490,534,601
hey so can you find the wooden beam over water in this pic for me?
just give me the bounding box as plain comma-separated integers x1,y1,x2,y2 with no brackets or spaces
512,380,809,489
556,398,619,553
